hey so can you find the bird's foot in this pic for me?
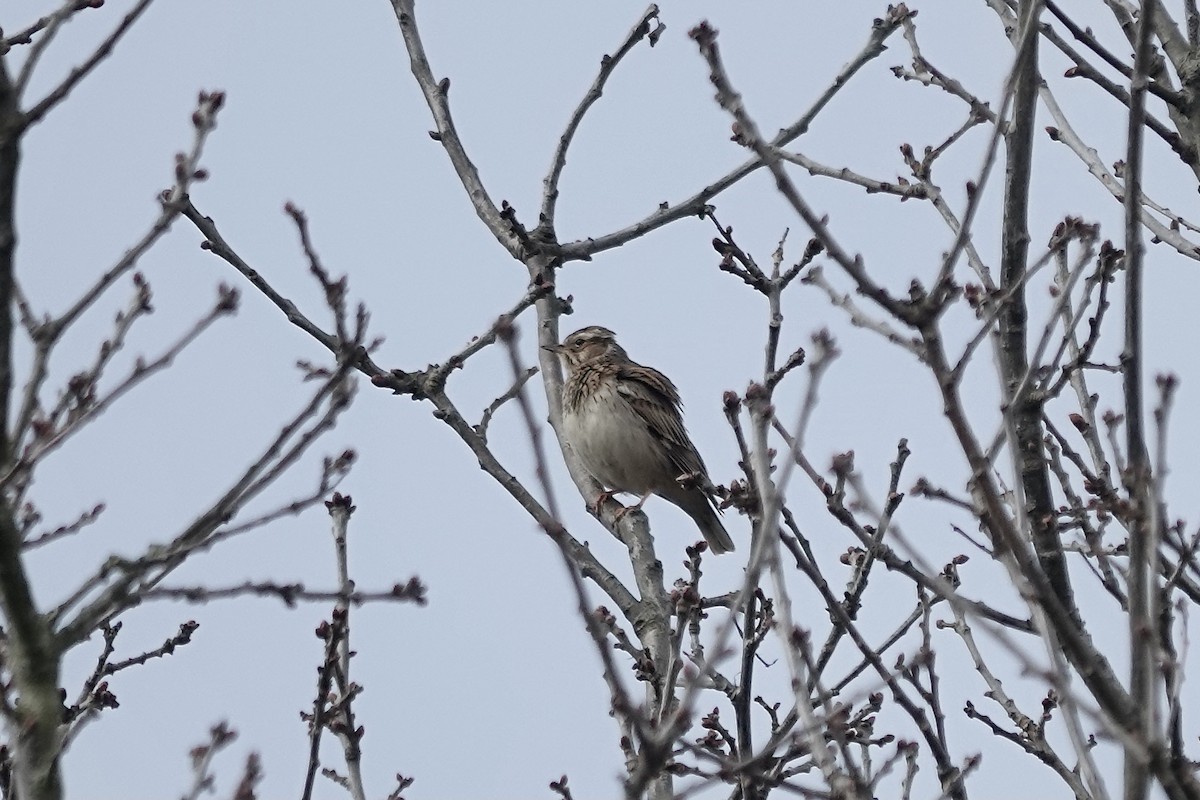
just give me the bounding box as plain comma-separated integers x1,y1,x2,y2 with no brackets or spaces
612,493,653,525
586,489,618,516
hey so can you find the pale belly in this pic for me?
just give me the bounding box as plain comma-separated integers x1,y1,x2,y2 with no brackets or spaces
562,391,671,495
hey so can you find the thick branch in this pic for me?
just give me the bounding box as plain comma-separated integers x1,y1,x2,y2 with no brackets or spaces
0,53,64,800
0,55,18,460
1123,4,1158,799
997,0,1074,604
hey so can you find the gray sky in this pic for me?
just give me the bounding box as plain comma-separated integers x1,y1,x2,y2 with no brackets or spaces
10,0,1200,797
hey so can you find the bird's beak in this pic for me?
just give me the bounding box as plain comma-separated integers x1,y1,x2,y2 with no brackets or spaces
543,343,564,354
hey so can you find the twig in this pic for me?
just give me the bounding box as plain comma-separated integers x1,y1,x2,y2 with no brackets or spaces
142,580,426,607
326,493,368,800
181,723,238,800
20,0,157,130
1,285,239,491
557,7,910,262
22,502,104,550
103,619,199,676
801,267,922,357
54,354,359,644
13,92,224,451
1,1,101,50
476,366,538,444
690,19,924,328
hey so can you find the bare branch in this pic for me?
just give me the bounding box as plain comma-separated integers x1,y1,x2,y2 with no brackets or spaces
22,502,104,550
2,284,239,492
476,365,538,444
540,5,662,228
1,2,102,50
53,351,358,645
20,0,157,130
558,8,911,262
142,580,426,607
13,91,224,453
388,0,523,259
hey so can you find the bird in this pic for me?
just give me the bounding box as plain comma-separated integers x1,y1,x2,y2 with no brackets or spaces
549,325,736,554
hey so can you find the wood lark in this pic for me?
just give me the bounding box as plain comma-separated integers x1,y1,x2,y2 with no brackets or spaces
550,326,736,554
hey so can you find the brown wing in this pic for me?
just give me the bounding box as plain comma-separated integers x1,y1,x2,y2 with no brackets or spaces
615,361,710,482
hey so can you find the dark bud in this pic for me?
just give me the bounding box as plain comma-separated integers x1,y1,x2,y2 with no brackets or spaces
325,492,355,512
215,283,240,313
830,450,855,476
687,20,717,45
744,382,768,401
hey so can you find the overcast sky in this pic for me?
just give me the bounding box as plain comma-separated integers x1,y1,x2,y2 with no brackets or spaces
9,0,1200,797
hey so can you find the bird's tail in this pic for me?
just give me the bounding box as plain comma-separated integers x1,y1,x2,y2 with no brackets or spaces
668,489,736,554
698,511,736,554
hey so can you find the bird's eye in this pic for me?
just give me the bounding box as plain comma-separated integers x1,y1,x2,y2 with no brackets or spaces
572,341,583,350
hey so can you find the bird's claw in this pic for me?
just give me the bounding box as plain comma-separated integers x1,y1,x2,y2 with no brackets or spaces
586,490,616,516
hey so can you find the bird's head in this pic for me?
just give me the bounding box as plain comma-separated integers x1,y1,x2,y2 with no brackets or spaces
547,325,628,370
